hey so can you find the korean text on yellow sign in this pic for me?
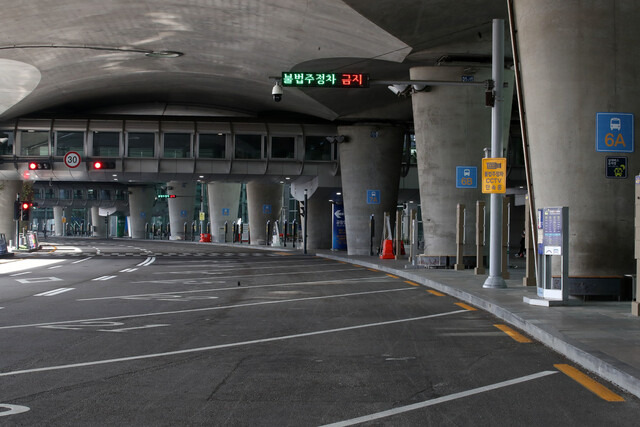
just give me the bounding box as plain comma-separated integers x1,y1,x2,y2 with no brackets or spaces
482,158,507,194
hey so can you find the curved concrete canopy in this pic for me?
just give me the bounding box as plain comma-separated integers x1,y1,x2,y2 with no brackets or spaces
0,0,508,122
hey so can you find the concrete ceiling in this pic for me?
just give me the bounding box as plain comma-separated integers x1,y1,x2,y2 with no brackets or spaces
0,0,508,123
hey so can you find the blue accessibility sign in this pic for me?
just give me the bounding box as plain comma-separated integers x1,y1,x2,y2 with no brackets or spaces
262,204,272,214
596,112,634,153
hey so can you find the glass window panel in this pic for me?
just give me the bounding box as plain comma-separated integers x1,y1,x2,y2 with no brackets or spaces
235,134,262,159
73,189,84,200
128,132,155,158
163,133,191,158
87,189,97,200
304,136,331,161
0,130,14,155
20,131,50,156
93,132,120,157
271,136,295,159
56,131,84,156
199,134,226,158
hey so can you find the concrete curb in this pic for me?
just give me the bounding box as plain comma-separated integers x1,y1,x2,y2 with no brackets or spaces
316,253,640,400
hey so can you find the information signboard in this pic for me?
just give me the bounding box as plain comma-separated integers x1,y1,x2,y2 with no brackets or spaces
542,207,563,255
481,158,506,194
282,72,369,88
367,190,380,204
605,156,627,178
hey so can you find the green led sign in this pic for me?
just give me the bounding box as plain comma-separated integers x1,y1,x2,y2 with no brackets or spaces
157,194,176,199
282,72,369,88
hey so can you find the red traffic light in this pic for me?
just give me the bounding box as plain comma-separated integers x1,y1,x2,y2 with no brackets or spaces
93,161,103,169
92,160,116,170
22,202,30,210
28,162,37,170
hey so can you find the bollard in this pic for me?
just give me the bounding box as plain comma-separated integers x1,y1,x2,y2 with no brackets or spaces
454,204,465,270
266,220,271,246
184,222,188,241
192,221,197,241
369,214,375,256
292,220,297,248
223,221,228,243
475,201,486,275
283,220,288,247
167,223,171,239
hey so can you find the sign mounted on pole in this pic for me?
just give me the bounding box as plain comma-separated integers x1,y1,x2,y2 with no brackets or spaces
481,158,506,194
596,112,634,153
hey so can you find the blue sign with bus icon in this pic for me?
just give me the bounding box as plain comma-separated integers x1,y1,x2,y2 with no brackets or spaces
596,113,634,153
456,166,477,189
367,190,380,204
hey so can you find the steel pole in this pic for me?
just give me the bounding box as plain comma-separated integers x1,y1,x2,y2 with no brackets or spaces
483,18,507,289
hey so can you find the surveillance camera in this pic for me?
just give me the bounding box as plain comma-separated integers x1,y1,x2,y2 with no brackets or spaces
272,81,283,102
387,84,410,97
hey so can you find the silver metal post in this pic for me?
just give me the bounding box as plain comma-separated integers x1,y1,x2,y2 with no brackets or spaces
483,19,507,289
303,189,308,254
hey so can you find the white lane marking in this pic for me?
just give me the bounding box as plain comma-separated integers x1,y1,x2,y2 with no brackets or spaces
72,257,93,264
1,259,64,274
34,288,75,297
48,265,62,269
137,257,156,267
92,275,117,281
97,324,169,333
157,262,338,274
78,276,387,301
0,404,30,417
0,309,466,378
9,272,31,277
138,267,365,283
119,268,138,273
1,287,416,331
320,371,559,427
15,277,62,284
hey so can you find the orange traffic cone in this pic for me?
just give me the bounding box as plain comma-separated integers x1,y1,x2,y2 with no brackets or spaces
380,239,394,259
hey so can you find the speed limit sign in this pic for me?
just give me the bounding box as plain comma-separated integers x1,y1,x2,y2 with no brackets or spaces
64,151,81,168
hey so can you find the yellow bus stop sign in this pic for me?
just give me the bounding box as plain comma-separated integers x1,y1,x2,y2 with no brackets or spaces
482,158,507,194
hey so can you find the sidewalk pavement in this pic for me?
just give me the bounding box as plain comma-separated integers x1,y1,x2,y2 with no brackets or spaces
314,250,640,400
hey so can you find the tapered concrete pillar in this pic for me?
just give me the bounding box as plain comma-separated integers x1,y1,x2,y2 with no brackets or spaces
0,180,21,242
167,181,196,240
53,206,64,237
305,187,334,250
338,124,404,256
246,181,283,245
411,65,513,264
128,186,155,239
514,1,640,280
207,182,241,242
90,206,106,238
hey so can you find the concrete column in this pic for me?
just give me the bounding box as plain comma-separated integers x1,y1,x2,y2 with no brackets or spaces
338,124,404,256
207,182,241,242
246,181,283,245
90,206,106,238
0,180,22,242
410,65,513,264
167,181,196,240
53,206,64,237
514,0,640,279
128,185,155,239
305,187,334,250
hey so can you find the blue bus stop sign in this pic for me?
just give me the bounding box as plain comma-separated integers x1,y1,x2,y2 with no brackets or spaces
456,166,477,188
596,112,634,152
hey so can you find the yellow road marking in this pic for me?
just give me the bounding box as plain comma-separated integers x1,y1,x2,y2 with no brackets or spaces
386,274,399,279
367,268,379,272
404,281,420,286
427,289,445,296
494,324,532,343
455,302,477,311
47,245,58,254
554,364,625,402
274,252,292,256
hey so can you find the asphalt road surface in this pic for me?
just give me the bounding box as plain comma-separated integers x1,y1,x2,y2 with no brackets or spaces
0,238,638,426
